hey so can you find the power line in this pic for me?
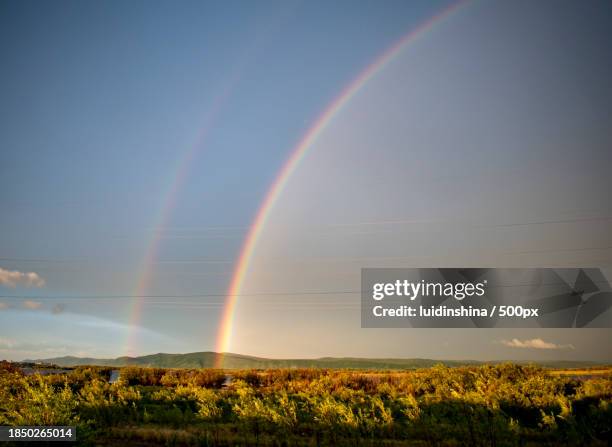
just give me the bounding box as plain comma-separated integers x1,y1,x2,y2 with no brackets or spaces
1,243,611,266
0,257,233,264
0,291,361,300
1,277,610,301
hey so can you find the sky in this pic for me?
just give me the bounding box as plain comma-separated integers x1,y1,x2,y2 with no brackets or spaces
1,0,611,362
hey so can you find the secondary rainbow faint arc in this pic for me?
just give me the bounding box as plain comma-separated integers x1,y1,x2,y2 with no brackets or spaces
214,0,468,367
125,71,242,357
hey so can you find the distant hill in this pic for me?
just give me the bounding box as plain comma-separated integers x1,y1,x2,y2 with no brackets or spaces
24,352,606,370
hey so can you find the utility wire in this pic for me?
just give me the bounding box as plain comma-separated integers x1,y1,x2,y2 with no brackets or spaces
1,278,610,301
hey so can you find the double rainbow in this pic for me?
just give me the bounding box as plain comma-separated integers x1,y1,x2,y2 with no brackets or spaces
213,1,467,367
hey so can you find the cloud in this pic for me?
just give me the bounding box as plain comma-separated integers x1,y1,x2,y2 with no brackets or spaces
0,337,15,349
501,338,575,350
0,268,45,288
0,338,91,360
0,300,65,314
22,300,43,310
52,304,65,314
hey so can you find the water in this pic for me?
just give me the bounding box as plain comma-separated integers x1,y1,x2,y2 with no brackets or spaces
109,369,121,384
20,367,71,376
222,374,233,387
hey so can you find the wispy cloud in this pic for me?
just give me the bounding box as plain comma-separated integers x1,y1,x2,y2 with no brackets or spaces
501,338,575,350
22,300,43,310
0,300,67,315
0,267,45,288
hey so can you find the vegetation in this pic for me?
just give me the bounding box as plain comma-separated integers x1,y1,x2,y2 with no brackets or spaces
1,362,610,446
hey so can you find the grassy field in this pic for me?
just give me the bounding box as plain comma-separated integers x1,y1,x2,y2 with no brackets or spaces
1,362,610,446
547,368,612,377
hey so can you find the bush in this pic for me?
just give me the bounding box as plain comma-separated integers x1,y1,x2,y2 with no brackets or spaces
0,364,610,446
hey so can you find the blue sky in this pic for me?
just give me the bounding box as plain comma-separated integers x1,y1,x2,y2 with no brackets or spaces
1,0,611,361
0,0,447,262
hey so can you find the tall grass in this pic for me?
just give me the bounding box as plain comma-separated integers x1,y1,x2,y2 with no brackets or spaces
1,362,610,446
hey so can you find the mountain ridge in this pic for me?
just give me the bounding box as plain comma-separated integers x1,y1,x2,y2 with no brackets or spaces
22,352,606,369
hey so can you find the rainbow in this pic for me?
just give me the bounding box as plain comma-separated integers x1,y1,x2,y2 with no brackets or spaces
214,0,468,367
125,156,191,357
125,71,243,357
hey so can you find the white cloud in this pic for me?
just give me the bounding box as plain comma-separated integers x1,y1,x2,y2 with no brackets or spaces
501,338,575,350
0,268,45,288
0,300,65,314
22,300,43,310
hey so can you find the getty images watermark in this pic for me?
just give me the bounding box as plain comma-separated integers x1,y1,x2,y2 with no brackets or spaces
361,268,612,328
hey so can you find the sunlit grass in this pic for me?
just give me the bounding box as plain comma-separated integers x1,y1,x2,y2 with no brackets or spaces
1,363,610,446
